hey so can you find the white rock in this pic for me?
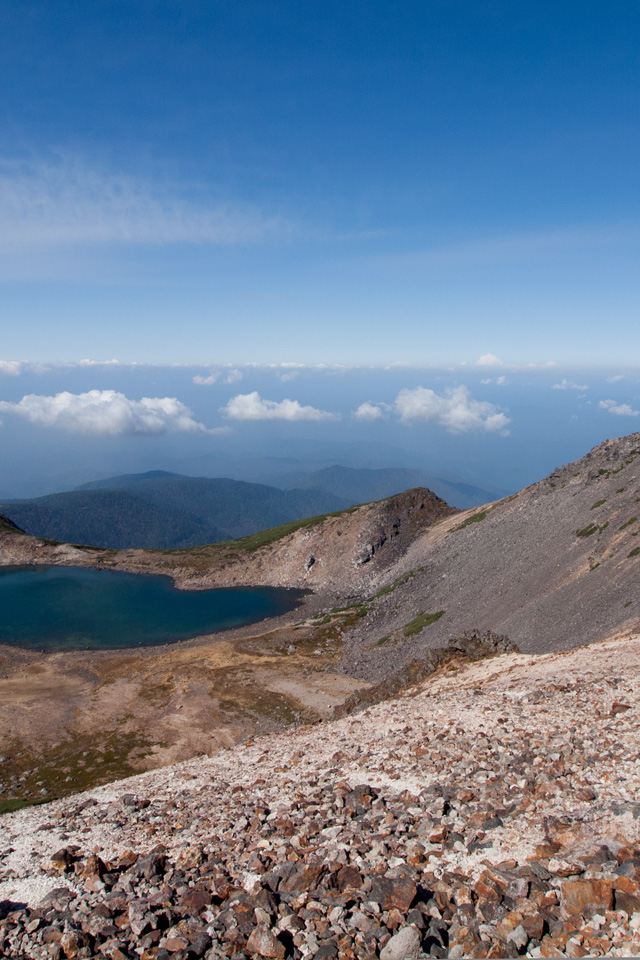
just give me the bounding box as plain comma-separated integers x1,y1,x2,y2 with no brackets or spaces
380,925,422,960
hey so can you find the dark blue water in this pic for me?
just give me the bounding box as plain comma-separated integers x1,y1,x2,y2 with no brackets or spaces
0,565,304,651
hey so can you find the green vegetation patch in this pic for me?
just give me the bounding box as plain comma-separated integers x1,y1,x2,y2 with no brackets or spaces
453,510,489,531
228,505,359,553
374,569,419,598
0,725,156,814
576,523,599,538
0,514,25,535
591,499,607,509
629,547,640,559
620,517,638,531
403,610,445,637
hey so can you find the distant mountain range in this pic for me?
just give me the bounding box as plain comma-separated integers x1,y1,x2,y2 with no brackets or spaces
274,464,496,509
0,463,501,550
0,472,352,549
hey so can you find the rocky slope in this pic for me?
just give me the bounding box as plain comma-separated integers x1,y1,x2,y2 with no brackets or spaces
2,631,640,958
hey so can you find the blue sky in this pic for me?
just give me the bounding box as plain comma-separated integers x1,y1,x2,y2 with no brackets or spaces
1,0,638,365
0,3,639,499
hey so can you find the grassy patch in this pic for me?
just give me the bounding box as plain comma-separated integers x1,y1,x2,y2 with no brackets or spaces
0,514,25,535
374,569,419,598
629,547,640,558
454,510,489,531
376,636,391,646
576,523,599,538
226,506,359,553
403,610,445,638
620,517,637,531
0,725,156,814
617,487,626,493
591,499,607,509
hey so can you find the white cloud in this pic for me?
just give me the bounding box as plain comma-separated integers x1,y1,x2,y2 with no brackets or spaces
0,389,216,435
606,374,625,383
225,368,243,384
394,385,510,434
193,372,219,386
599,399,640,417
353,401,386,421
496,376,508,386
0,360,21,375
0,155,289,249
552,378,588,391
477,353,504,367
79,358,120,366
221,391,339,421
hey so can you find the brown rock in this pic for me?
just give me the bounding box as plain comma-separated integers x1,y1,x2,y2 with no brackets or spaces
614,875,640,914
576,787,596,801
60,932,80,959
539,937,565,957
474,873,503,902
337,865,363,891
561,878,613,916
610,701,631,715
246,924,286,959
369,877,417,912
485,944,507,958
179,886,212,915
429,824,448,843
78,853,107,878
279,862,326,893
565,940,589,958
522,912,546,941
164,937,189,952
50,847,75,873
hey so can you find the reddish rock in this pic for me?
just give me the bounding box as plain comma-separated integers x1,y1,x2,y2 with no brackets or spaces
179,885,212,915
522,912,546,940
474,873,503,902
539,936,566,957
561,878,613,916
279,862,326,893
78,853,107,879
610,701,631,715
164,936,189,952
565,939,589,958
429,824,448,843
369,877,417,912
614,875,640,914
576,786,596,801
336,865,363,891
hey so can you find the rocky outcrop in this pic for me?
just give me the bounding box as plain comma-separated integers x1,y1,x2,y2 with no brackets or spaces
334,630,519,717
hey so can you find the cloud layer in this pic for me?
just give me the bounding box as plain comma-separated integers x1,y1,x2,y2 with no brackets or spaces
0,360,21,375
0,390,212,435
0,156,287,248
221,391,339,421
